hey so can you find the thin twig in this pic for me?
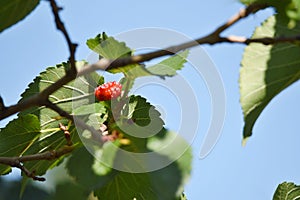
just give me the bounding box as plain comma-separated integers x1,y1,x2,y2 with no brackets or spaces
49,0,77,74
213,3,268,35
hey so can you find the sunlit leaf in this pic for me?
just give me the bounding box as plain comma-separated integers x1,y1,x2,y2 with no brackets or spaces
117,95,165,139
86,33,132,59
273,182,300,200
16,61,101,176
0,114,40,175
147,50,189,76
240,15,300,139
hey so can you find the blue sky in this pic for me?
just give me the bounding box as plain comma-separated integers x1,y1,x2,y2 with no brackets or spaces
1,0,300,199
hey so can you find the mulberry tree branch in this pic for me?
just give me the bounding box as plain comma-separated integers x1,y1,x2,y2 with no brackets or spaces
1,3,300,123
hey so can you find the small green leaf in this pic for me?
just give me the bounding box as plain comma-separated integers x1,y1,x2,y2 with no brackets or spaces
109,50,189,78
147,50,189,76
240,15,300,139
73,103,106,116
118,95,165,139
0,0,40,33
0,114,40,175
87,33,189,79
86,33,132,59
273,182,300,200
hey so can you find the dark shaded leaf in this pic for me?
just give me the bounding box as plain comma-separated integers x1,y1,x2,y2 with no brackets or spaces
0,0,40,33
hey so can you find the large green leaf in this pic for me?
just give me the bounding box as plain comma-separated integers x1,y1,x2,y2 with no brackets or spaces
94,130,192,200
66,146,118,190
21,125,78,176
17,61,102,175
0,0,40,33
67,129,191,200
273,182,300,200
240,15,300,139
0,114,40,175
19,61,99,128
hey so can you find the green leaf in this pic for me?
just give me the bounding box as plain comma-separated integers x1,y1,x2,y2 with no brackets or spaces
0,114,40,175
92,140,121,176
19,61,99,127
109,50,189,78
87,33,189,79
240,15,300,139
66,147,117,189
17,61,101,176
21,125,78,176
86,33,132,59
94,130,192,200
0,0,40,33
67,125,191,199
147,50,189,77
117,95,165,139
147,129,192,196
273,182,300,200
73,103,106,116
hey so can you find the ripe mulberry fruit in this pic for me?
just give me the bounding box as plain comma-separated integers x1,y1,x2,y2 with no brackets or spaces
95,81,122,101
